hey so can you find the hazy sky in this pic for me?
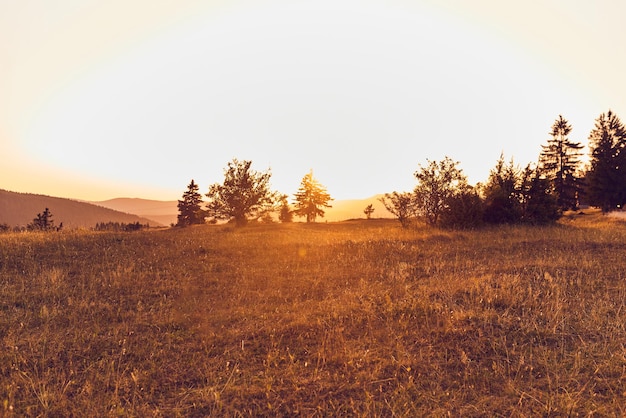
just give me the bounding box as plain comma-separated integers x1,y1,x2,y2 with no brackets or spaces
2,0,625,201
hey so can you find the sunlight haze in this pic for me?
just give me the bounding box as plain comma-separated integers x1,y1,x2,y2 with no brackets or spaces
2,0,625,201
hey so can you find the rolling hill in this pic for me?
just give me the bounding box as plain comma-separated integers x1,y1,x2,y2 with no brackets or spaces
91,198,179,226
0,189,162,228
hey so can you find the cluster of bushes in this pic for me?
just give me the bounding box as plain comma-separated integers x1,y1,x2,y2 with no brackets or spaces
93,221,149,232
381,154,561,229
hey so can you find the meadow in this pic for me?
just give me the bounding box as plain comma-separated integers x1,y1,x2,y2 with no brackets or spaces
1,213,625,416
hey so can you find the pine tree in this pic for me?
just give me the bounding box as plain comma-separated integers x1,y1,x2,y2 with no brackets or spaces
293,170,333,223
28,207,55,231
520,165,560,224
586,110,626,212
539,115,583,210
177,179,206,227
482,154,523,224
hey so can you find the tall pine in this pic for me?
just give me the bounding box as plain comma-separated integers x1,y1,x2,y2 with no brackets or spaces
177,179,206,226
539,115,583,210
586,110,626,212
293,170,333,222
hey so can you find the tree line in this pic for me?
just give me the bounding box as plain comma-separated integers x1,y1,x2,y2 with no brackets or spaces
177,111,626,228
177,162,333,227
382,111,626,228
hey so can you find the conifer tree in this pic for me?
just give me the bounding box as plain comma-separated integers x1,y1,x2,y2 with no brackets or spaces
293,170,333,223
539,115,583,210
586,110,626,212
28,207,55,231
520,165,560,224
177,179,206,227
482,154,523,224
363,204,375,219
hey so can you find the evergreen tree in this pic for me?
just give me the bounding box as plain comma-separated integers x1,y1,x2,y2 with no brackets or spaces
520,165,561,224
482,154,523,224
177,179,206,227
206,159,276,226
586,110,626,212
293,170,333,222
363,204,375,219
539,115,583,210
28,207,55,231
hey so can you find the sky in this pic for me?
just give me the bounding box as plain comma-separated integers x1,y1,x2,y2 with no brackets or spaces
2,0,626,201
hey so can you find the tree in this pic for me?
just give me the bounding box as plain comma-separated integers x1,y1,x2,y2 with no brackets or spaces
177,179,206,227
585,110,626,212
205,159,276,226
28,207,57,231
293,170,333,222
278,194,293,223
379,192,416,228
519,164,561,224
482,154,524,224
439,185,484,229
539,115,583,210
363,204,375,219
413,156,467,226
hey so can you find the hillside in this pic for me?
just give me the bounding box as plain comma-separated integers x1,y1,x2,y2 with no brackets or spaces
0,189,162,228
92,198,178,226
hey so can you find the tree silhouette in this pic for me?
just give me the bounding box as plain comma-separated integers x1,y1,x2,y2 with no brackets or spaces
439,185,483,229
363,204,375,219
482,154,523,224
585,110,626,212
206,159,276,226
520,165,560,224
293,170,333,223
278,194,293,223
380,192,416,228
177,179,206,227
413,157,467,226
539,115,583,210
28,207,56,231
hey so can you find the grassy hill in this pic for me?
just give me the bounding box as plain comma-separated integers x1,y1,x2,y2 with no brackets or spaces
1,214,625,415
0,189,162,228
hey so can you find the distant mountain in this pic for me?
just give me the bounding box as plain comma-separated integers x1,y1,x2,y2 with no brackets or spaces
93,195,394,224
92,198,178,226
0,189,162,228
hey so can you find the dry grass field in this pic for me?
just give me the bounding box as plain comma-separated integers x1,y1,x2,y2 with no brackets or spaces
1,212,625,416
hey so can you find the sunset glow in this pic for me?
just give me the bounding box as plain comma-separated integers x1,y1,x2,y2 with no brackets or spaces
2,0,625,200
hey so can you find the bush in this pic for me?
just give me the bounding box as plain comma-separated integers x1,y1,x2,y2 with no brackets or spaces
440,188,484,229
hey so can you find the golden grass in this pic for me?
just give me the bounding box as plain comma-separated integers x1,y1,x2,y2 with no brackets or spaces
1,213,625,416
